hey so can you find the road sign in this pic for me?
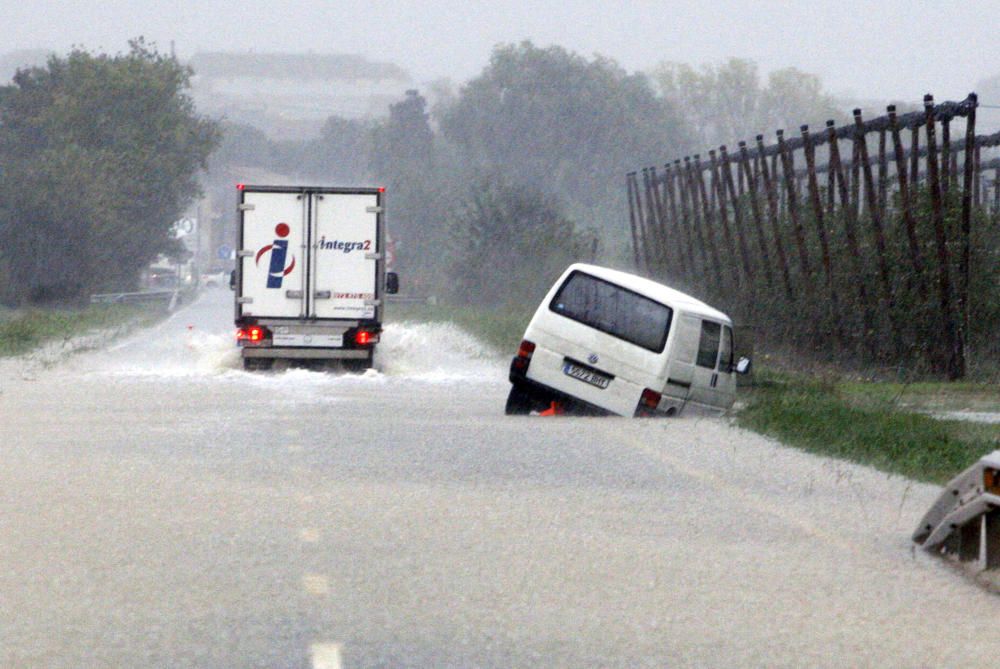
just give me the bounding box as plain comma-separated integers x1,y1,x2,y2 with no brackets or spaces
173,218,196,238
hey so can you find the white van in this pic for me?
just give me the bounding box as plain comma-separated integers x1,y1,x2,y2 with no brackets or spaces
506,263,749,417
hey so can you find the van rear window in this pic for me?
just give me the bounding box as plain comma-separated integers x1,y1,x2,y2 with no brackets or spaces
549,271,673,353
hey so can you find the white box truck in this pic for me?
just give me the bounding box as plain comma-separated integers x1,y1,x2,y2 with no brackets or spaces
233,185,398,371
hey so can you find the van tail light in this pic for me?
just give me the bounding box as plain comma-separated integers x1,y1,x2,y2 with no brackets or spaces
511,339,536,374
636,388,662,417
236,325,269,343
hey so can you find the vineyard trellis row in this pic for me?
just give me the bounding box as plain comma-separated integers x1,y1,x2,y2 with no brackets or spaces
627,93,1000,379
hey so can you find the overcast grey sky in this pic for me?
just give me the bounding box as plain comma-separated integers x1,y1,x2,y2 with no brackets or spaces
3,0,999,106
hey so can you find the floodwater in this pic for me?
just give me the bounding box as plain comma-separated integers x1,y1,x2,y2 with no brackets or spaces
1,288,999,667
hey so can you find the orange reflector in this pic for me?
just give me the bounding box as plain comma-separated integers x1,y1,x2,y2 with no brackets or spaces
539,401,564,416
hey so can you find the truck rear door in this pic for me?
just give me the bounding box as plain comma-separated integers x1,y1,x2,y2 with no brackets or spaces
238,190,306,319
311,192,380,320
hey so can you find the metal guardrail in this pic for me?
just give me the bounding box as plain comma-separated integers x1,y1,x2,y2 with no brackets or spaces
913,450,1000,570
90,290,178,308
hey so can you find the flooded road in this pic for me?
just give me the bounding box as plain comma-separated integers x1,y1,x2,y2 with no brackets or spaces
2,289,999,667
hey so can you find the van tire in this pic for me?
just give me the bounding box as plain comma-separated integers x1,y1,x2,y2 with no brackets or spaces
505,383,535,415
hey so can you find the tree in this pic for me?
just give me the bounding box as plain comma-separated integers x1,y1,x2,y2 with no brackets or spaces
447,176,589,308
438,42,689,242
651,58,842,150
0,39,219,304
368,89,446,289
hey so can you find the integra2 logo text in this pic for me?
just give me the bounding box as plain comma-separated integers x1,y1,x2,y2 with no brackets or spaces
318,237,371,253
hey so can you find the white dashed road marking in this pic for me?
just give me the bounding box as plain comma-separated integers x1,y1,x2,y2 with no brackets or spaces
310,642,343,669
302,574,330,595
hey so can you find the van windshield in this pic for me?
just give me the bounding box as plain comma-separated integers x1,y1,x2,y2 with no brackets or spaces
549,271,673,353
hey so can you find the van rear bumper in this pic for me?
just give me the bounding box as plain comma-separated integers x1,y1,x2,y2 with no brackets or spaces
509,359,614,416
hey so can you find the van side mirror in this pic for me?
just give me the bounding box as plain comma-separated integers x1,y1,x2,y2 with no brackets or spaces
229,270,236,290
735,356,752,375
386,272,399,295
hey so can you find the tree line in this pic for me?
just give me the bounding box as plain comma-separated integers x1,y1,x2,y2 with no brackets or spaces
0,39,219,306
0,39,843,311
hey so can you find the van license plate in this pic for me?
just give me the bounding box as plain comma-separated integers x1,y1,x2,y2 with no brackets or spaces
563,362,610,389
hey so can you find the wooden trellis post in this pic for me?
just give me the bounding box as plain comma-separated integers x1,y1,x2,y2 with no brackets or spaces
827,119,876,351
626,173,643,270
720,145,755,287
693,154,724,292
709,149,739,286
924,94,964,379
739,140,775,289
801,124,840,334
777,129,812,285
888,104,928,300
756,134,794,300
959,93,978,351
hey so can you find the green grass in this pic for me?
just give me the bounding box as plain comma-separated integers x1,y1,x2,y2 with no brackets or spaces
387,302,530,354
738,370,1000,484
0,303,161,357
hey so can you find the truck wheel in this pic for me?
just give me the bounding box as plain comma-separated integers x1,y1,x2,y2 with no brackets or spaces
505,383,536,415
243,358,273,371
342,354,373,373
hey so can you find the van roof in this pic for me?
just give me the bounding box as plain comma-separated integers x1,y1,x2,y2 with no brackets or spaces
566,263,732,323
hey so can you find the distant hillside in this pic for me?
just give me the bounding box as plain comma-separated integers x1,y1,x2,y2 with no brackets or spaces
189,52,411,82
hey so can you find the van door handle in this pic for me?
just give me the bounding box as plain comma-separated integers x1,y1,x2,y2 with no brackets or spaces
314,290,331,299
285,290,303,298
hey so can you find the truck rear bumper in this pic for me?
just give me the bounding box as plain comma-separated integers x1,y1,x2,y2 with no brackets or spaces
242,347,371,360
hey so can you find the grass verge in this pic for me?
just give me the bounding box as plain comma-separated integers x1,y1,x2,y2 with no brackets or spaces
0,303,162,357
738,370,1000,484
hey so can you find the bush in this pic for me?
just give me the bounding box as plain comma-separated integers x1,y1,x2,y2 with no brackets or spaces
446,177,592,309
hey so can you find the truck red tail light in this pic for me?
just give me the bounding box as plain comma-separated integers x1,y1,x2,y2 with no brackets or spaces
236,325,268,342
355,330,379,345
512,340,536,373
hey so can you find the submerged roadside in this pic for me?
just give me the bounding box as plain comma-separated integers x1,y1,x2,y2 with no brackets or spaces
0,301,174,359
388,303,1000,485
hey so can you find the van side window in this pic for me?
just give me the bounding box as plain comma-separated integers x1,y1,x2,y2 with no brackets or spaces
696,321,721,369
718,325,734,373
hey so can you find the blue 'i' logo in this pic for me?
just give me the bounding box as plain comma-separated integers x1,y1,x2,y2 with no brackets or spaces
255,223,296,289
